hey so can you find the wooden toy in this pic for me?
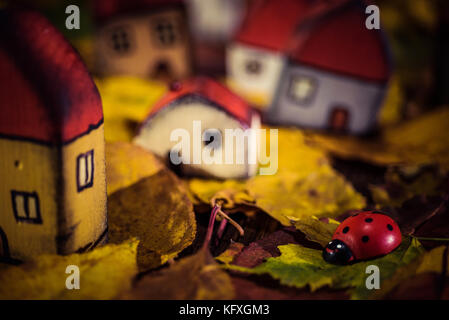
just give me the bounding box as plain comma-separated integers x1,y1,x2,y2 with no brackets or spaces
134,77,260,179
267,0,391,134
323,211,401,264
94,0,192,81
226,0,334,107
226,0,369,109
0,8,107,261
187,0,246,43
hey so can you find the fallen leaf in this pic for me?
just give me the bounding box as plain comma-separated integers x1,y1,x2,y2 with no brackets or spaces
0,239,138,300
96,76,167,142
288,216,339,247
215,242,245,265
106,141,165,195
108,170,196,271
370,164,446,209
189,128,365,225
369,244,448,299
226,237,424,299
416,245,448,275
122,248,235,300
231,228,320,269
308,108,449,171
231,276,349,300
378,75,405,128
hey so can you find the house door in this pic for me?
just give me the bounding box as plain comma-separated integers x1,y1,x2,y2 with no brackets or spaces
329,107,349,133
151,61,173,82
0,227,9,258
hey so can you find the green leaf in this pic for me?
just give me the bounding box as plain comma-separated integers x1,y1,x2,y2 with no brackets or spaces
227,237,424,299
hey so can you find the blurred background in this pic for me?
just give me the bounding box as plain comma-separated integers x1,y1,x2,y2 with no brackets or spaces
12,0,449,127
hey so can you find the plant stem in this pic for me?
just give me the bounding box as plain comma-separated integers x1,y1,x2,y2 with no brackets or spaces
203,204,219,249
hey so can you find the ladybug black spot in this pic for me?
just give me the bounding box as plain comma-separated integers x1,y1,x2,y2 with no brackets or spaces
387,224,393,231
342,226,349,233
362,236,369,243
365,218,373,223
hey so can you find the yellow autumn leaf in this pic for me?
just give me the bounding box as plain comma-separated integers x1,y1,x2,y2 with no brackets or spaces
108,170,196,271
288,216,339,247
378,75,404,127
106,141,165,195
416,246,448,274
0,239,138,300
106,141,196,271
189,128,365,225
96,76,167,142
308,108,449,171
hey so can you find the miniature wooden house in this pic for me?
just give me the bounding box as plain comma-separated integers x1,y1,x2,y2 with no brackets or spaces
267,1,391,134
187,0,246,43
0,8,107,261
94,0,192,81
226,0,312,107
134,77,260,179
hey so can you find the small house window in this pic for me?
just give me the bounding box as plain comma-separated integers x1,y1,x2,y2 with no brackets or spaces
109,26,132,54
245,59,262,75
288,75,317,106
77,150,94,192
11,191,42,224
153,19,177,46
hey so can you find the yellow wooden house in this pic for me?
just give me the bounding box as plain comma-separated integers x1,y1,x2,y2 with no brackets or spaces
0,8,107,261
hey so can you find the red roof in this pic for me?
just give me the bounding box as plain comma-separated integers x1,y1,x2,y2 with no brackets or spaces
0,8,103,145
290,1,391,82
146,77,254,127
234,0,312,52
94,0,184,24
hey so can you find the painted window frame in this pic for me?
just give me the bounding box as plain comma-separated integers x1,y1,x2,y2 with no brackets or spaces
287,74,318,107
108,24,134,55
244,58,263,76
152,18,178,47
76,149,95,192
11,190,43,224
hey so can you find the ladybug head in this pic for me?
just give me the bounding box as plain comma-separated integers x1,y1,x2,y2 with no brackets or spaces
322,240,354,265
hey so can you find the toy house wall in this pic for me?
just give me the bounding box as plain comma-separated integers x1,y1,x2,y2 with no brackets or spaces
187,0,245,42
134,100,254,179
95,9,191,80
226,43,286,107
268,65,386,134
0,138,59,260
59,124,107,254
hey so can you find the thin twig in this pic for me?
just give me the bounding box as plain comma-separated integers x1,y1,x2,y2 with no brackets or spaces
216,208,245,236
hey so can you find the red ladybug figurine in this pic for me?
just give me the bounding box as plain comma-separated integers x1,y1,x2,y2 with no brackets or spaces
323,211,402,264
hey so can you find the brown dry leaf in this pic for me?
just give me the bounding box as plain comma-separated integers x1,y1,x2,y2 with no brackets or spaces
108,170,196,271
308,108,449,171
189,128,365,225
122,248,235,300
0,239,138,300
215,242,245,265
106,142,165,195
